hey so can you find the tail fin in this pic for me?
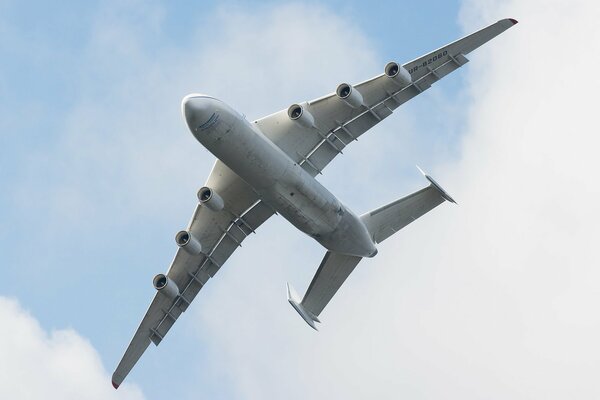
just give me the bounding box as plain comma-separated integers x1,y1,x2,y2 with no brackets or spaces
361,166,456,243
287,283,320,330
416,166,456,204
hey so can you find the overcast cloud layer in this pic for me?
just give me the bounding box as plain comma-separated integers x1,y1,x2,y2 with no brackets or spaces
187,1,600,399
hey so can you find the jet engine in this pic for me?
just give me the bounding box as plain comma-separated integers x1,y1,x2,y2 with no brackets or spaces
288,104,315,128
153,273,179,299
336,83,364,108
197,186,224,211
384,61,412,87
175,230,203,255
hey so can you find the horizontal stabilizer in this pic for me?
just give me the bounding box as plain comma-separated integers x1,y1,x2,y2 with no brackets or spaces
361,166,456,243
287,283,320,330
287,251,363,330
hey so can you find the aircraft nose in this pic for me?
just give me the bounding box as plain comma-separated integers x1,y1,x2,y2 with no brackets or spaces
181,94,217,132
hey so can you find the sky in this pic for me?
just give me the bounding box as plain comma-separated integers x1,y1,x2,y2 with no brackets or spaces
1,0,599,399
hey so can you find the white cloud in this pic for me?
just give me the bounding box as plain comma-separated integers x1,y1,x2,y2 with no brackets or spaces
3,2,391,396
9,0,598,398
0,297,145,400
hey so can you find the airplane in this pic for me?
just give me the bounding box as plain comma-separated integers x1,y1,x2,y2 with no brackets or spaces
112,18,518,388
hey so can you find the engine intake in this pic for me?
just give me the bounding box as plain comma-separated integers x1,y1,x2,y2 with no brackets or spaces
175,230,203,255
384,61,412,87
197,186,224,211
336,83,364,108
288,104,315,128
153,273,179,299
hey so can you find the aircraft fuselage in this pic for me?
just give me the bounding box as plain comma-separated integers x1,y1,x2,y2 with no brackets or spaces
182,94,377,258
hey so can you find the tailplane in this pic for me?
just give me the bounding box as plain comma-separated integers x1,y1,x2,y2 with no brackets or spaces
287,251,362,329
287,167,454,329
361,166,456,243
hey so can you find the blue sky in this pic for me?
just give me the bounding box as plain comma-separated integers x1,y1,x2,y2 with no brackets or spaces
1,0,462,336
5,1,600,399
0,1,465,397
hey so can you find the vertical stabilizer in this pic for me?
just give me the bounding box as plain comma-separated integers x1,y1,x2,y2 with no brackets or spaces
287,283,320,330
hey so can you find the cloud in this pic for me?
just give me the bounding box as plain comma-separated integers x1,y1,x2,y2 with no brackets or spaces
7,0,598,398
8,2,387,234
2,1,411,396
183,1,600,400
0,297,145,400
2,2,395,397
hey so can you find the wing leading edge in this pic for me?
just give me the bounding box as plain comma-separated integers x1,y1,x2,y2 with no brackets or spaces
112,161,274,388
255,18,517,178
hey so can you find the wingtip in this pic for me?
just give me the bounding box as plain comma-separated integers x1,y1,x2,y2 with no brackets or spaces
508,18,518,25
112,380,120,390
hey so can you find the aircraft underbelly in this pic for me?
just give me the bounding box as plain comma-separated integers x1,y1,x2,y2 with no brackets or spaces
270,180,340,236
191,102,376,256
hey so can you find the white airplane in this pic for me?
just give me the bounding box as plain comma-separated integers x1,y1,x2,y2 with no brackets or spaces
112,18,517,388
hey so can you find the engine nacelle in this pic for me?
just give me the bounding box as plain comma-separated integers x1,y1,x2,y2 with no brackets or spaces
336,83,364,108
197,186,224,211
384,61,412,87
288,103,315,128
153,273,179,299
175,230,203,255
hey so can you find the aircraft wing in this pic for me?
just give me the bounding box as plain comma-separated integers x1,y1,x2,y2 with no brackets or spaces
255,18,517,175
112,160,274,388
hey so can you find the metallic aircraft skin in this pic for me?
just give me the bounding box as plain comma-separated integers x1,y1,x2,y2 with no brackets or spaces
111,18,519,389
182,95,378,258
